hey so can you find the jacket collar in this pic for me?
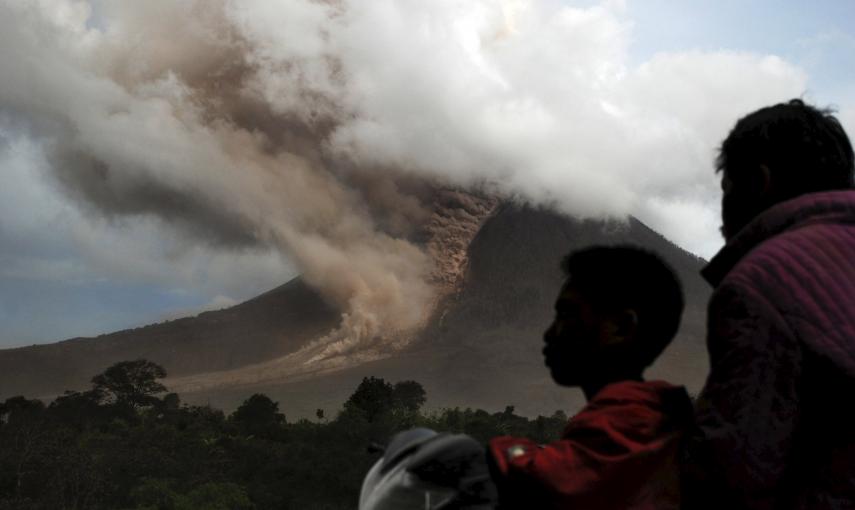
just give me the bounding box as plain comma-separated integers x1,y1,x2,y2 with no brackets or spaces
702,190,855,287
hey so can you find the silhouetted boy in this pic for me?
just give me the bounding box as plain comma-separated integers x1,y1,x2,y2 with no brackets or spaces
488,245,692,510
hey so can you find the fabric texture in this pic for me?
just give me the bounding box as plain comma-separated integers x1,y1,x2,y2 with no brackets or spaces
686,190,855,510
489,380,692,510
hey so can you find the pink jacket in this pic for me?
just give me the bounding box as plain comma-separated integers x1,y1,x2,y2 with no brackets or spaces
686,190,855,509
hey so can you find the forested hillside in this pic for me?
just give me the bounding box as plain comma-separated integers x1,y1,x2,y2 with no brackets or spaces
0,360,566,509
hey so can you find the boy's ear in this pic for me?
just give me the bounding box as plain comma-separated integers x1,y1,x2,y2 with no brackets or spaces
617,309,638,339
602,309,638,344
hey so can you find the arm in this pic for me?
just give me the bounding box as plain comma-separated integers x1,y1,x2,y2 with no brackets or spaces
488,433,611,509
488,403,655,509
683,281,802,510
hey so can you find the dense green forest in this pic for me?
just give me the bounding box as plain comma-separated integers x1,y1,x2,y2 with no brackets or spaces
0,360,568,509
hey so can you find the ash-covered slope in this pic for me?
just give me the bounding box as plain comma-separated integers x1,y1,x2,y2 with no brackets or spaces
180,202,711,418
0,278,339,399
0,188,497,400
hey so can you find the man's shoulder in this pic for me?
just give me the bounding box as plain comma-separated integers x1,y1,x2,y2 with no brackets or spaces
712,212,855,363
705,190,855,287
725,217,855,289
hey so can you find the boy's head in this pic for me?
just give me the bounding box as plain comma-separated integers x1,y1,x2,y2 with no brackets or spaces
543,245,684,388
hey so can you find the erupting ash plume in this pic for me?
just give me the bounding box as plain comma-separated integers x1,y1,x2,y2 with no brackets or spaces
1,0,442,359
0,1,808,361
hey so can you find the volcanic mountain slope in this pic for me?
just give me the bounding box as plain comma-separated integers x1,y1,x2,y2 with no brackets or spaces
0,278,339,400
172,202,712,418
0,199,712,418
0,188,497,400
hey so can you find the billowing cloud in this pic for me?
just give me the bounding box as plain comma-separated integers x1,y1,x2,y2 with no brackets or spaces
0,0,812,355
225,0,808,245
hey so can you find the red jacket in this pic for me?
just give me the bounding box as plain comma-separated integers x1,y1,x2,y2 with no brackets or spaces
685,190,855,509
489,380,692,510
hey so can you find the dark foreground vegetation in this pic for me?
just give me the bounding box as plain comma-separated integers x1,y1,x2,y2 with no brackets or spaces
0,360,567,509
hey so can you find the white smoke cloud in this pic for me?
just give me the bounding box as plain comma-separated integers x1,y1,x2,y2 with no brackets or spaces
229,0,808,246
0,0,813,355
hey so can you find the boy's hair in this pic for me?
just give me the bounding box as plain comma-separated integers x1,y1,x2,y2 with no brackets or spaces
561,245,684,367
716,98,855,197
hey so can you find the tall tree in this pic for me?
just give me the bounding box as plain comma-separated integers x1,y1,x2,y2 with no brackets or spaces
90,359,167,409
231,393,285,436
343,377,394,422
392,381,427,412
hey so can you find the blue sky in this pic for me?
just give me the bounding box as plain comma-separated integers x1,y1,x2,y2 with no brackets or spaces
1,0,854,348
626,1,855,100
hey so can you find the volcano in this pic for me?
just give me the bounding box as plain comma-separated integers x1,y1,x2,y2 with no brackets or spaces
0,197,711,418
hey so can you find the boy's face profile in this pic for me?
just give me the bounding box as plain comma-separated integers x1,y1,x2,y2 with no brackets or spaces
543,281,628,387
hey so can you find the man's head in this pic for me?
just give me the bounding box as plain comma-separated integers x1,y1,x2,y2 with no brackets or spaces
717,99,855,240
543,245,684,388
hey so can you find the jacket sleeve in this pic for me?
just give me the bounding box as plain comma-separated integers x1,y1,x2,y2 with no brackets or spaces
683,281,802,510
489,425,630,508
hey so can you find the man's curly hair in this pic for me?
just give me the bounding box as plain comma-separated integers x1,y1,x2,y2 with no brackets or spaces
716,98,854,198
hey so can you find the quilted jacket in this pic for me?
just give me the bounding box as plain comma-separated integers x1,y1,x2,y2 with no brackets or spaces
685,190,855,509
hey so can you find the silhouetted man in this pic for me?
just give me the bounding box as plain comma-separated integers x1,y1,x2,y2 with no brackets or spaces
489,246,692,509
684,99,855,509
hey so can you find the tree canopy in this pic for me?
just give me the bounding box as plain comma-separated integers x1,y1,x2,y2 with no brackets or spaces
90,359,167,408
343,377,427,422
231,393,285,437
